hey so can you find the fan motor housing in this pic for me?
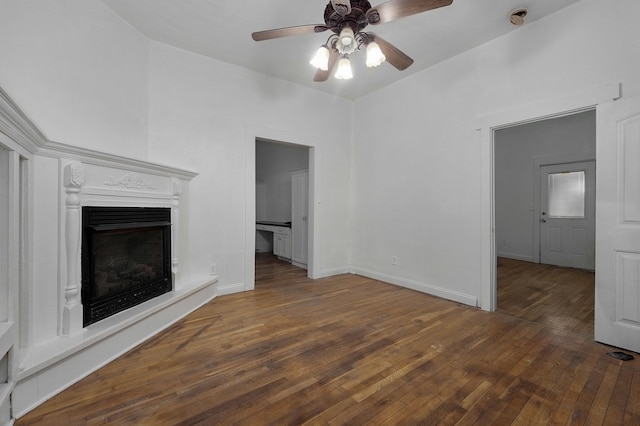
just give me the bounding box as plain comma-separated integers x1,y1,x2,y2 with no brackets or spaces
324,0,372,33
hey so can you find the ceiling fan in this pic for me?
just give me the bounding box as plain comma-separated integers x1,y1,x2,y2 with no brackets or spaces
251,0,453,82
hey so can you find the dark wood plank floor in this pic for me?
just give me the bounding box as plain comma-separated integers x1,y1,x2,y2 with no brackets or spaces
497,257,595,337
17,254,638,425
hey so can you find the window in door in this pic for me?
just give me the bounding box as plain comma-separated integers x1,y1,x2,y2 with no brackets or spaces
547,171,586,218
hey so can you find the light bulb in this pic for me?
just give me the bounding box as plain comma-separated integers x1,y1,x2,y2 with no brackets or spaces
334,56,353,80
366,41,386,68
336,27,356,54
310,45,330,70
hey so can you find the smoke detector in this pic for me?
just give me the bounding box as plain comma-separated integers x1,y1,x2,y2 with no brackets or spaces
510,8,528,26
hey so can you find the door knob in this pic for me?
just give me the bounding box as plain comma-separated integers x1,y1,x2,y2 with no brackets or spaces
540,219,547,223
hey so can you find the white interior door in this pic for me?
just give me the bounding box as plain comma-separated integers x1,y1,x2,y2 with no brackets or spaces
540,161,595,270
595,96,640,353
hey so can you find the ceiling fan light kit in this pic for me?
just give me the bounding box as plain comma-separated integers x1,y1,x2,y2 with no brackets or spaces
336,26,357,54
252,0,454,82
310,45,331,70
335,56,354,79
365,41,386,67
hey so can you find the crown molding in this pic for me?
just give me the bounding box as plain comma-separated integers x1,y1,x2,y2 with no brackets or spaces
0,86,197,181
0,86,48,153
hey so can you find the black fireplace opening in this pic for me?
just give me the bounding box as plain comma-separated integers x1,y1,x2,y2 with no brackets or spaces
82,206,172,326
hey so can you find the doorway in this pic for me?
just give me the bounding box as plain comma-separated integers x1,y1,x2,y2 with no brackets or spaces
254,139,311,286
494,110,596,334
244,126,319,293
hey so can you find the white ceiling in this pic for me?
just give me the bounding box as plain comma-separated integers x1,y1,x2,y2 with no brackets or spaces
101,0,583,100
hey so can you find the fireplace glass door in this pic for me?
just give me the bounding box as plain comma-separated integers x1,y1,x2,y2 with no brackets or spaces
82,207,172,326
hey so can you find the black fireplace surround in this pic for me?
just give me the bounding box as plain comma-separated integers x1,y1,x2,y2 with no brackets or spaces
81,206,172,326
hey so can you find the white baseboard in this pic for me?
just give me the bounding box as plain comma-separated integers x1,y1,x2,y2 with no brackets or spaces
13,278,218,419
350,267,478,308
496,252,534,262
313,266,351,279
217,282,245,295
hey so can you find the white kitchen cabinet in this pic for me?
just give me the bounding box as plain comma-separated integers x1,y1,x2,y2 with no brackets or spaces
256,223,291,260
273,228,291,260
291,171,309,268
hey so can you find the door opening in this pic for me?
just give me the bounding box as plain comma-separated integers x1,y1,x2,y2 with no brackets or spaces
494,110,596,335
254,139,311,286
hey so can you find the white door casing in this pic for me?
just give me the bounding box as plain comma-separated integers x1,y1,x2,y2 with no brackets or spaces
539,161,595,270
480,82,620,312
291,170,309,267
595,96,640,353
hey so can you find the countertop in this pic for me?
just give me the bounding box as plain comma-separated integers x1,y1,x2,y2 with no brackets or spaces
256,220,291,228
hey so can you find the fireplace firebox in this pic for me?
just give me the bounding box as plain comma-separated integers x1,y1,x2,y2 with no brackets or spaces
81,206,172,326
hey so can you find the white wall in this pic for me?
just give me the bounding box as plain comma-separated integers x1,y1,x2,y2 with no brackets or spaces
256,140,309,222
351,0,640,306
0,0,150,159
495,110,595,262
145,41,353,289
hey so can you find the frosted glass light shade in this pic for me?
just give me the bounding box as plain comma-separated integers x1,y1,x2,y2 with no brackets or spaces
366,41,386,68
336,27,356,54
310,46,330,70
334,57,353,80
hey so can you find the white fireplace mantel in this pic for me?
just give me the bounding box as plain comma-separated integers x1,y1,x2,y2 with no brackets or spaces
58,156,192,336
0,86,219,419
16,146,217,384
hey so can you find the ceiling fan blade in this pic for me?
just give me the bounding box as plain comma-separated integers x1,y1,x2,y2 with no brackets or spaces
313,49,340,82
252,24,328,42
367,0,453,25
369,34,414,70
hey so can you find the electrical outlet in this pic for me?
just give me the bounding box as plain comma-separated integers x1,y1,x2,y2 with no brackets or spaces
210,263,217,276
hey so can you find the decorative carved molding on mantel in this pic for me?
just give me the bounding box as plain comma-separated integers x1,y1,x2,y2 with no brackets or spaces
172,178,182,197
65,163,86,188
105,173,157,190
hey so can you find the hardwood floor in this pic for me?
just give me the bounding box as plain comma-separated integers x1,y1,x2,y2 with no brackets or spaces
497,257,595,337
17,254,639,425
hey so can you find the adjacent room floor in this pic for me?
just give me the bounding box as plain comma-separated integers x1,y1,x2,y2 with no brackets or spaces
496,257,595,337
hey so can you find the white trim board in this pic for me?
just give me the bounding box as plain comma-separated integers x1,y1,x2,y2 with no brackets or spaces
351,267,478,308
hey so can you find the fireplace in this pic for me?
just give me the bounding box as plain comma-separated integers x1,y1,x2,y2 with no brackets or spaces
81,206,172,326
